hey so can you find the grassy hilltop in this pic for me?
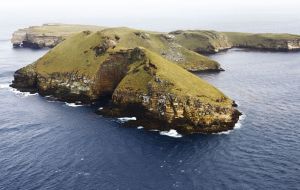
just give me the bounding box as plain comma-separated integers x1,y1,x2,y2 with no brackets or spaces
36,27,221,73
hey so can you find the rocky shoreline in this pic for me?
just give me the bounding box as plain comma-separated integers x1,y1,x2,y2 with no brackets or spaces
96,102,241,134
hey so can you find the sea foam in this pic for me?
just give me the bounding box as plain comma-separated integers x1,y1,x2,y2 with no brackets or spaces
1,83,37,97
159,129,182,138
117,117,137,123
65,102,84,107
10,88,38,97
216,114,246,135
0,83,10,89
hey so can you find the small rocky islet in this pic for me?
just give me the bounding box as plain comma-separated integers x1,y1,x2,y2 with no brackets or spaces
10,24,300,134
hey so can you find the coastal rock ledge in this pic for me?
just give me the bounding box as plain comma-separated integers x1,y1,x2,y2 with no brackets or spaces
11,29,241,134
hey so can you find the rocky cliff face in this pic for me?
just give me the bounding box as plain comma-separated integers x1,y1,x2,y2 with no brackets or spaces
112,81,240,134
11,49,133,103
286,40,300,50
10,63,37,92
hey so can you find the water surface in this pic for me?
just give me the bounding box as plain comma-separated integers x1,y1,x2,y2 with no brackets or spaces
0,41,299,189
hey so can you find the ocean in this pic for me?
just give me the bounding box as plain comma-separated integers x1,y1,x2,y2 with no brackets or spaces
0,23,300,189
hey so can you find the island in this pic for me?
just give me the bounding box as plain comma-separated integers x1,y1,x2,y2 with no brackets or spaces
10,24,300,134
11,27,242,134
12,24,300,53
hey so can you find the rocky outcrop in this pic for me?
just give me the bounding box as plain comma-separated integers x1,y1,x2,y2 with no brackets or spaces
10,63,37,92
286,40,300,50
112,80,240,134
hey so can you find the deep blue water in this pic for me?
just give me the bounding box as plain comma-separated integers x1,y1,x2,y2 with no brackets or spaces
0,38,300,190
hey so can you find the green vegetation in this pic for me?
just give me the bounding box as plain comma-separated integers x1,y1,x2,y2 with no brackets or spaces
36,31,109,76
170,30,232,53
224,32,300,47
34,27,231,106
225,32,300,41
32,27,300,107
29,23,105,37
116,48,232,106
35,27,220,75
99,27,220,71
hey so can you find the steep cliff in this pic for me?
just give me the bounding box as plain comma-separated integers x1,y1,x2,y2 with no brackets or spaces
11,29,240,134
